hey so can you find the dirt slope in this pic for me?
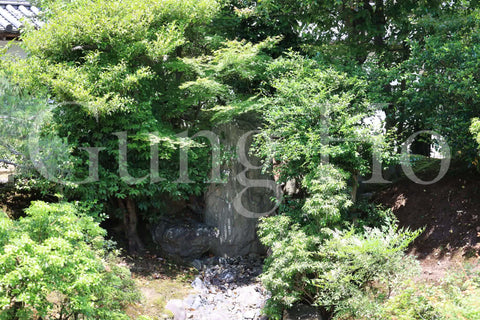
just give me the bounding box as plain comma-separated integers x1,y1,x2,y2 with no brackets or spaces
374,170,480,281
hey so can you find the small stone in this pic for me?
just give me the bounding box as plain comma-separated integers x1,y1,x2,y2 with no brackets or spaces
178,255,268,320
192,259,203,271
243,309,257,319
165,299,186,320
192,277,207,292
221,271,236,283
236,286,264,308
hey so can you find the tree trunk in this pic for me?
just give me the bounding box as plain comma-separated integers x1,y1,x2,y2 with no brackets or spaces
351,171,359,204
118,198,144,254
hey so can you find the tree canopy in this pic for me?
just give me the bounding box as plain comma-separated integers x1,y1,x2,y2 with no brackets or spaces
1,0,480,318
3,0,222,252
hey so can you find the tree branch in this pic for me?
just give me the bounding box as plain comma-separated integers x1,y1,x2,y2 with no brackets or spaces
0,159,17,166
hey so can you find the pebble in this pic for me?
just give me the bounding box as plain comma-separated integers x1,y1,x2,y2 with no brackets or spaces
167,256,269,320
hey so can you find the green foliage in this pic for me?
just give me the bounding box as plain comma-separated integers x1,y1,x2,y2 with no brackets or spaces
181,36,280,123
387,6,480,161
381,266,480,319
301,165,352,228
5,0,221,198
255,52,388,182
214,0,480,167
185,43,408,320
252,53,391,228
472,118,480,149
471,118,480,171
380,281,443,320
259,215,420,319
2,0,224,250
2,2,478,319
0,77,48,171
248,52,408,319
0,201,139,319
233,0,445,63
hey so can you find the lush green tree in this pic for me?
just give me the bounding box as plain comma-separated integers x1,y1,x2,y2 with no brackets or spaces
386,5,480,160
0,201,139,319
180,36,280,122
255,52,390,209
184,43,406,317
205,0,480,162
243,52,408,318
222,0,480,162
4,0,220,252
182,34,410,316
225,0,444,62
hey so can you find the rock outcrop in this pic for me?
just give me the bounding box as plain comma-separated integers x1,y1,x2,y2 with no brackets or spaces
204,121,278,257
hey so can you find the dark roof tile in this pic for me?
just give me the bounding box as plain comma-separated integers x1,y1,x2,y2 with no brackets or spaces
0,1,41,34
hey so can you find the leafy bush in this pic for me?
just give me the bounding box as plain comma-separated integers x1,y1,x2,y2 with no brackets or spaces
0,201,139,320
259,215,420,319
250,52,417,319
381,265,480,319
380,281,443,320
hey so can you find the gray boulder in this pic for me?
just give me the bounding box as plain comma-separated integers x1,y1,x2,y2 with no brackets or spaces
152,220,218,260
204,121,276,256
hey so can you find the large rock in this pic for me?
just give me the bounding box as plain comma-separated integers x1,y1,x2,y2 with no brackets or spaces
204,121,278,257
152,220,218,260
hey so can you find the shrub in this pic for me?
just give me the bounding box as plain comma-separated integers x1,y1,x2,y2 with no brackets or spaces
380,281,443,320
259,216,420,319
0,201,139,320
381,265,480,320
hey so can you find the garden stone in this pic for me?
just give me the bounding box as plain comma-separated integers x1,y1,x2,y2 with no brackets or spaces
204,122,274,257
152,220,218,260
